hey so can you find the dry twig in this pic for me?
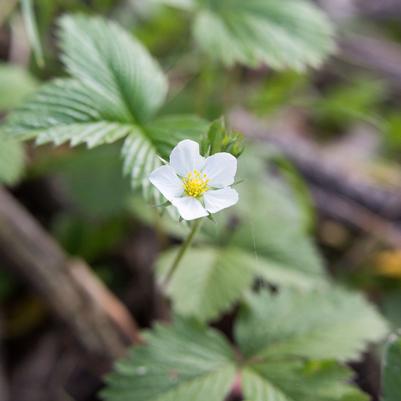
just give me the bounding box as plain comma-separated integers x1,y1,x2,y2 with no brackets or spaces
0,187,141,364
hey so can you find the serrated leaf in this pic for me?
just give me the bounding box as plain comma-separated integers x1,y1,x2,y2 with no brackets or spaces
235,288,388,362
5,78,130,141
3,15,208,196
230,210,326,289
102,319,236,401
229,244,327,290
157,246,255,321
59,14,168,123
164,0,335,70
0,139,24,185
102,314,368,401
242,360,367,401
121,129,161,197
382,335,401,401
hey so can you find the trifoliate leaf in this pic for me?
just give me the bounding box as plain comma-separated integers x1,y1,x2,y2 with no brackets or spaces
162,0,335,70
3,15,207,195
102,314,369,401
382,335,401,401
0,138,24,185
102,319,236,401
242,360,368,401
157,246,255,321
235,288,388,362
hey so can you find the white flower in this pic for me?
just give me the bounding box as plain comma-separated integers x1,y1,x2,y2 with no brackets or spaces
149,139,239,221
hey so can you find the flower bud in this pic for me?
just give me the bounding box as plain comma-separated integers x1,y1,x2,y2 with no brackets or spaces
201,117,244,158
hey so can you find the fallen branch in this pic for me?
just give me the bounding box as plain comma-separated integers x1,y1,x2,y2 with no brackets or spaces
340,35,401,90
311,186,401,248
0,187,141,364
230,109,401,248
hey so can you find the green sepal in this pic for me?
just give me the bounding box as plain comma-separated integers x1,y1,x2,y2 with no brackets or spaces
154,200,172,208
207,213,216,223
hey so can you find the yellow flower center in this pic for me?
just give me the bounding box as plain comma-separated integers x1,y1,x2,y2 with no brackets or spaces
182,170,209,198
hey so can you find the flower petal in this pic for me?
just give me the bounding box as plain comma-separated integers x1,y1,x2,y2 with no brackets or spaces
170,140,205,177
202,153,237,188
204,188,239,214
149,165,183,201
171,196,208,221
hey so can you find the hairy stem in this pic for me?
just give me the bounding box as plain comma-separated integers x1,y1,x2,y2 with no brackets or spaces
162,218,202,288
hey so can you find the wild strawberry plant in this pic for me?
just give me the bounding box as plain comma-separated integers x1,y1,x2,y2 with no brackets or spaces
1,1,395,400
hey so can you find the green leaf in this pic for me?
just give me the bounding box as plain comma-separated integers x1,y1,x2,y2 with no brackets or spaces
102,314,368,401
157,237,327,322
0,139,25,185
3,15,207,195
157,246,255,321
229,187,325,288
230,243,326,290
242,360,368,401
227,152,327,289
382,335,401,401
235,288,388,362
121,128,162,196
165,0,335,70
102,319,236,401
0,63,38,111
20,0,45,67
5,78,132,141
144,114,209,160
59,14,168,123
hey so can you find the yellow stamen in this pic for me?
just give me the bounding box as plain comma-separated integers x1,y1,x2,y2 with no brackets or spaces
182,170,209,198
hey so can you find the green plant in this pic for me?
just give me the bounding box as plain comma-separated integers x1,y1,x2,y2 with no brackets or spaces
4,15,207,202
158,0,335,70
103,289,386,401
1,3,393,400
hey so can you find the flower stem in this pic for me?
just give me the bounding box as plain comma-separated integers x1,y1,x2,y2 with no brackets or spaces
162,218,202,288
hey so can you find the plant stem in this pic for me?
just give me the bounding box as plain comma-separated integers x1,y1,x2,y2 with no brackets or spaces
162,218,202,288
